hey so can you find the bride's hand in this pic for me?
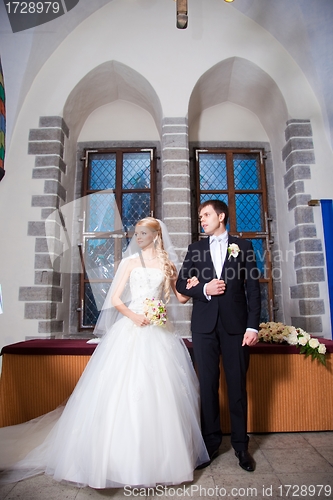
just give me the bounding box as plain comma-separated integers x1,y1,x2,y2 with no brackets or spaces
186,276,200,289
132,313,150,327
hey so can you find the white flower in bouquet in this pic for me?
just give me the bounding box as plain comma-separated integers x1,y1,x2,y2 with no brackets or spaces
143,298,167,327
318,343,327,355
298,335,308,346
286,331,299,345
309,338,320,349
298,330,310,344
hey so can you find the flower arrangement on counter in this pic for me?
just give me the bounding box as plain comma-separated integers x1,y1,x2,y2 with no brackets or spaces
258,321,327,366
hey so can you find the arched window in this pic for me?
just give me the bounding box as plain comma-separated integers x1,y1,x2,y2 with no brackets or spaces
0,59,5,181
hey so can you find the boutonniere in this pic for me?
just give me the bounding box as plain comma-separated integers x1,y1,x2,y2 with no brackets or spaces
228,243,240,260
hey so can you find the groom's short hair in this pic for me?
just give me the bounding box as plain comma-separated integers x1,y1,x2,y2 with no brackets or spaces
198,199,229,226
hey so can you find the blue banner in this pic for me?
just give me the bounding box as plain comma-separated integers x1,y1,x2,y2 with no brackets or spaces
321,199,333,338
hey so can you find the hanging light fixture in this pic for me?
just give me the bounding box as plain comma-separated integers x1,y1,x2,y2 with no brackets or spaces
176,0,188,29
174,0,234,29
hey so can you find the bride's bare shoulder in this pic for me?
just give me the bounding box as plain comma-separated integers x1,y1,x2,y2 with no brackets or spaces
122,253,141,271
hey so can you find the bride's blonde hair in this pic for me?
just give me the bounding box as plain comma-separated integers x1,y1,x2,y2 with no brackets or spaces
136,217,176,303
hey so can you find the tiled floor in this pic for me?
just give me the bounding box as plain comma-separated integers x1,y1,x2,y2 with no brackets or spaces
0,432,332,500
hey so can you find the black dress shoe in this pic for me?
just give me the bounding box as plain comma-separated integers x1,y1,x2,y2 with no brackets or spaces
235,450,255,472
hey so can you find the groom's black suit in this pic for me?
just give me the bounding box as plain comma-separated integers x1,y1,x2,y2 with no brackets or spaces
176,234,261,453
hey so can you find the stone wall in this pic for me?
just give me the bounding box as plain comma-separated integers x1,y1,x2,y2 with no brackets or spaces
283,119,326,333
19,116,69,335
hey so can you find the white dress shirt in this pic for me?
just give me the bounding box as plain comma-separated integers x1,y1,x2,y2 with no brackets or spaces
210,231,228,279
203,232,258,335
203,231,228,300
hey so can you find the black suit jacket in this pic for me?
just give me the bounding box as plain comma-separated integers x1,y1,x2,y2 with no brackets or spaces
176,235,261,334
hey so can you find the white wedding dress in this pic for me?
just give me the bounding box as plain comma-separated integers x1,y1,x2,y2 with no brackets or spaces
0,267,208,488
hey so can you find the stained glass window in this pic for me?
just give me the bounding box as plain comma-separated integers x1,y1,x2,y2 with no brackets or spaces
88,153,116,190
0,59,5,179
233,154,260,190
199,153,227,191
196,148,273,321
80,148,155,329
123,152,151,189
235,193,263,232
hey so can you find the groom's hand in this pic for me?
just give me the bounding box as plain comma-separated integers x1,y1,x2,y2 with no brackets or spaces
242,329,259,346
206,279,226,296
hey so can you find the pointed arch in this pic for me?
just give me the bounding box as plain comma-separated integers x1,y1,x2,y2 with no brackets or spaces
63,60,163,141
188,56,288,143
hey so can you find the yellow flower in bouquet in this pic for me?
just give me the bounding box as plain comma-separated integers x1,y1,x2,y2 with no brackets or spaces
143,298,167,327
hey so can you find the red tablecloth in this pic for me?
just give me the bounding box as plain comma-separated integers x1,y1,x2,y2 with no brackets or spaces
1,337,333,356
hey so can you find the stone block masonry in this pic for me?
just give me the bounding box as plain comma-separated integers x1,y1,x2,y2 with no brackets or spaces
284,119,325,333
19,116,69,335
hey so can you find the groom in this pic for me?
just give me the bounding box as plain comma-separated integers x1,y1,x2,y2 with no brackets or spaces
176,199,261,472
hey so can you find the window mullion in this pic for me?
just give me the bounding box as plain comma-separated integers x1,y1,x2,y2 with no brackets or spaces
150,151,155,217
226,151,236,233
116,150,123,227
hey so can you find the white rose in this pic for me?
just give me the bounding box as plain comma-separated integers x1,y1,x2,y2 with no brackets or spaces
309,338,320,349
286,333,298,345
318,343,326,355
303,332,311,343
298,336,308,346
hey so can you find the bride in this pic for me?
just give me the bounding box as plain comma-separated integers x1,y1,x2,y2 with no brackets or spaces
0,217,209,489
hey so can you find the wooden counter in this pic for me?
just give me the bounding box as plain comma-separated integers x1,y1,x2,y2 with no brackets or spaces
1,339,332,431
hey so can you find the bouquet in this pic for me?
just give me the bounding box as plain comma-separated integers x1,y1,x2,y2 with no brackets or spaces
259,321,327,366
143,298,167,327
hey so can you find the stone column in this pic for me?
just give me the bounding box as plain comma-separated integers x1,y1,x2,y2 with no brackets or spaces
283,119,325,334
161,117,191,251
19,116,68,336
161,117,192,335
